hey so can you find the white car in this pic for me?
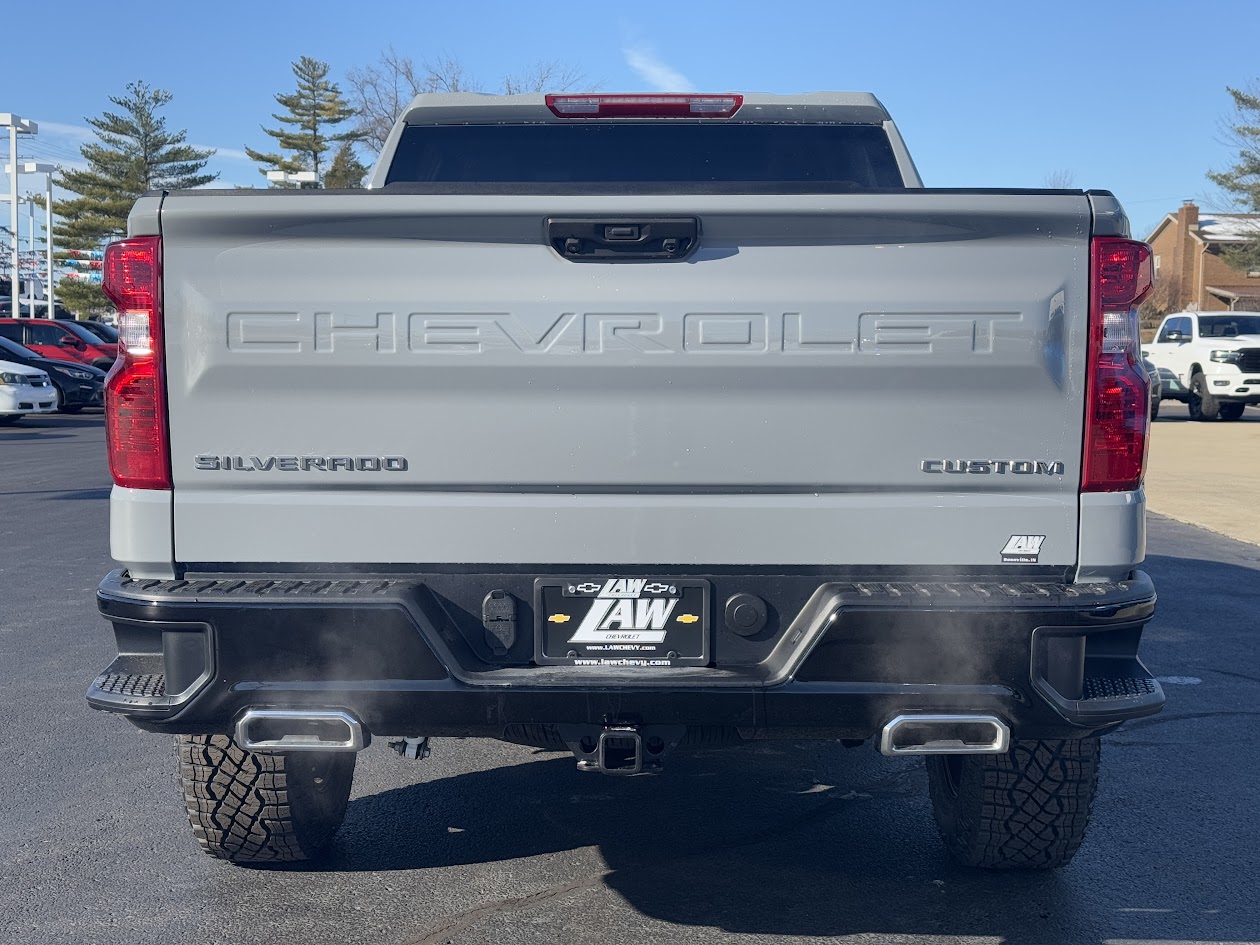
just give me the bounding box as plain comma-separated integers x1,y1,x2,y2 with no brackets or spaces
1142,311,1260,421
0,358,58,425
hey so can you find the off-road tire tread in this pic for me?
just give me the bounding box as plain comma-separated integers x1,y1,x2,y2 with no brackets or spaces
927,738,1100,870
1219,402,1245,421
1189,372,1219,421
177,734,353,864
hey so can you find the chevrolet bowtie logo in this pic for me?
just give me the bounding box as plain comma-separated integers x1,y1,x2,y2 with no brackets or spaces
676,614,699,624
548,614,571,624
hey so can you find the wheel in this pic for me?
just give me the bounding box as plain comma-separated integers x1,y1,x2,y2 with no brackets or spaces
1188,373,1219,420
1219,402,1245,421
178,734,355,864
1150,399,1159,420
53,388,82,414
927,737,1100,869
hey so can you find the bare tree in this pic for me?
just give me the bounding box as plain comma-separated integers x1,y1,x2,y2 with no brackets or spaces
423,54,480,94
347,49,589,154
347,49,484,152
346,47,428,153
503,60,589,95
1043,169,1077,189
1139,272,1183,340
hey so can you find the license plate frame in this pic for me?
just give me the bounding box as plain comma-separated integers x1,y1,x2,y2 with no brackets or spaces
534,577,710,668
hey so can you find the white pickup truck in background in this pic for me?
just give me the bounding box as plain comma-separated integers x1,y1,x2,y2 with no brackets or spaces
1143,311,1260,420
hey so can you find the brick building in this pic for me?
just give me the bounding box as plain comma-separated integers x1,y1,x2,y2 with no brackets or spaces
1145,202,1260,311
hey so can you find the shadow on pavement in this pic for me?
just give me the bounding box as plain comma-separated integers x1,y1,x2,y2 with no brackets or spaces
282,544,1260,943
0,431,75,441
1151,405,1260,423
308,716,1255,944
0,486,111,500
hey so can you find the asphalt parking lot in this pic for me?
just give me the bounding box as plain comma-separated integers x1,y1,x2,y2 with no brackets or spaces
2,411,1259,945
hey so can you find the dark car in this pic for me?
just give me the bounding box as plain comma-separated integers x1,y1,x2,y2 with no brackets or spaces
0,335,105,412
1142,358,1161,420
57,319,119,344
1156,366,1189,405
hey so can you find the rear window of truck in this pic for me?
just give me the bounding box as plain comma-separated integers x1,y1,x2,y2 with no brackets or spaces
384,123,904,189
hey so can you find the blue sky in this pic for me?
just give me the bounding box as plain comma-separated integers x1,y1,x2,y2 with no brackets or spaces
4,0,1257,238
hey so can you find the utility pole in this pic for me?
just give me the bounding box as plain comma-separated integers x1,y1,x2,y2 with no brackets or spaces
1,114,38,317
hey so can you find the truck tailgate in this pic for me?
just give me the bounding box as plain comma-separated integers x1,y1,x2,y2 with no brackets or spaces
159,192,1090,568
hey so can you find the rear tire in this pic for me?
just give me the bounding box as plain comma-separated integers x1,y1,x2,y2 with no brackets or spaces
927,737,1100,869
1219,402,1245,421
1150,399,1159,420
1188,373,1219,420
178,734,355,864
54,388,82,414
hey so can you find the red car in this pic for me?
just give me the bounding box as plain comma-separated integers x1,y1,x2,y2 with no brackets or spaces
0,318,116,369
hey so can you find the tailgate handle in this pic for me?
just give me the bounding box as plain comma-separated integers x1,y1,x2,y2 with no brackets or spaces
548,218,698,262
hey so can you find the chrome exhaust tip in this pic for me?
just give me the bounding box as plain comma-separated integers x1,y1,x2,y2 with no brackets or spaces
879,714,1010,756
235,708,366,752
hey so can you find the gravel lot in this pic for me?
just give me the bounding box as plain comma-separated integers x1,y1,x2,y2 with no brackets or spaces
2,412,1258,945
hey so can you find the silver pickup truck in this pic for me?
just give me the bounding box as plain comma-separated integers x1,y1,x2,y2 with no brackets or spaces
88,92,1163,870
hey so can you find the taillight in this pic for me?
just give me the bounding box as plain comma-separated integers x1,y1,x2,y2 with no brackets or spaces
545,94,743,118
1083,237,1153,492
101,236,170,490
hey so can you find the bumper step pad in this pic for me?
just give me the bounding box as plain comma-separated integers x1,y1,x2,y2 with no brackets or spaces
1083,676,1159,700
96,672,166,698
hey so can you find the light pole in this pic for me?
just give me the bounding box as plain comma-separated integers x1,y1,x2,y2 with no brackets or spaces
0,114,38,317
266,169,319,189
26,190,35,312
0,192,32,309
8,162,56,316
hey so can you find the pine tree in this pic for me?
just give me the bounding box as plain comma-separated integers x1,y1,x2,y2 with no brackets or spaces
53,81,216,314
247,56,357,186
324,142,369,189
1208,82,1260,271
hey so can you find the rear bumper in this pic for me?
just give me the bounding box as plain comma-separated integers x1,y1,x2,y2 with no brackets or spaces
88,568,1163,742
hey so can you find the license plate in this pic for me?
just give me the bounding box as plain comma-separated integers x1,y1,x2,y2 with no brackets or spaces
534,577,710,667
